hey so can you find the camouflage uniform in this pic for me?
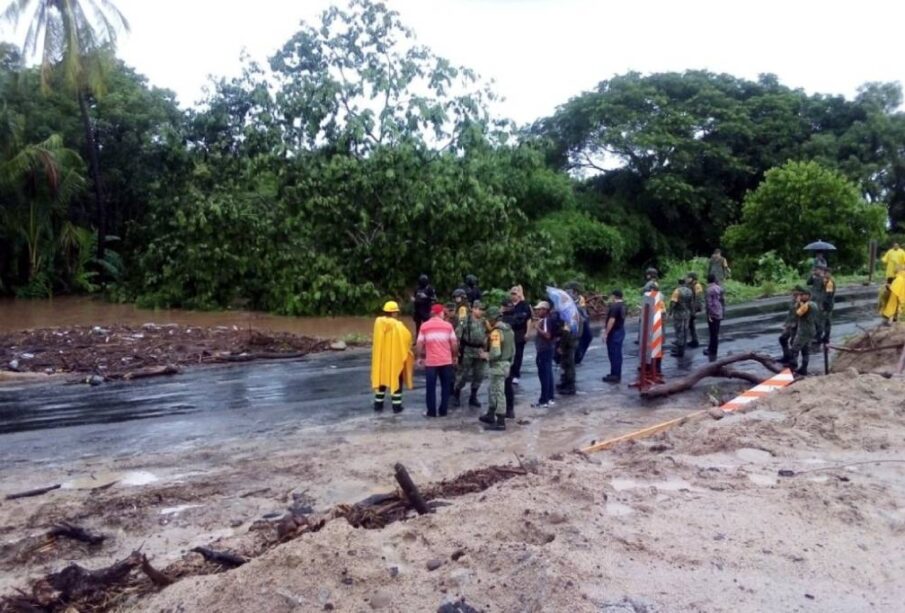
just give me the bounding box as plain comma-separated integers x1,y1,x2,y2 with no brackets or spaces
478,307,514,430
778,295,800,363
789,293,818,375
808,272,836,344
454,302,487,407
669,284,694,356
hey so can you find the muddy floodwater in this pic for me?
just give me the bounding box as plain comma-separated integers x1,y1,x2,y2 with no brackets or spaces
0,296,397,337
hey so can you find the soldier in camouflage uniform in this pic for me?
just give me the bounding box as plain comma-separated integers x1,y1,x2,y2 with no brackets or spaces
789,286,818,376
478,306,514,431
808,265,836,345
668,278,694,357
778,288,801,364
453,300,487,408
687,272,704,348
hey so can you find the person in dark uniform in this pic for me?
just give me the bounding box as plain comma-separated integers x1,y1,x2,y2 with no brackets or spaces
505,285,532,384
411,274,435,340
463,274,482,306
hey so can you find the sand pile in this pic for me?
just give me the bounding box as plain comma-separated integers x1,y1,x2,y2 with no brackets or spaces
123,373,905,613
831,324,905,375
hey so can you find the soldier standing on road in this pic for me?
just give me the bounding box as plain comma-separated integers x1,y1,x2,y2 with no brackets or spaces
810,265,836,345
668,278,694,357
779,288,801,365
453,300,487,408
788,286,818,376
709,249,731,285
686,272,704,349
478,306,514,431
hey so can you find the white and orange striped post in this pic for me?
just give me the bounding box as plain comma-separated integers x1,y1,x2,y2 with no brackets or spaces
719,369,795,412
631,290,667,391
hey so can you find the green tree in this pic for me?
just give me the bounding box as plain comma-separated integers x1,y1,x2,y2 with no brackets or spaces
723,160,886,272
2,0,129,261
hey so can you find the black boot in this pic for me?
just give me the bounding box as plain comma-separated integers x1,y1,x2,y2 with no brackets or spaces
484,414,506,431
478,409,495,425
373,401,384,412
468,390,482,409
451,388,461,408
505,407,515,419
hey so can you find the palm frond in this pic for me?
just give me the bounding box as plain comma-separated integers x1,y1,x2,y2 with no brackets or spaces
0,0,33,26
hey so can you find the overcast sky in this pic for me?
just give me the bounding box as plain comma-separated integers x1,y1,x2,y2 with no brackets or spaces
3,0,903,124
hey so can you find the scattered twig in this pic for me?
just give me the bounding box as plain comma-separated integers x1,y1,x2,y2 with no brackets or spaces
48,522,106,546
190,546,247,567
5,484,61,500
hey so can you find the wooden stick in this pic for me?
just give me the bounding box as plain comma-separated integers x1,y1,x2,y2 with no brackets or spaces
140,554,174,587
5,484,61,500
580,410,707,454
394,463,430,515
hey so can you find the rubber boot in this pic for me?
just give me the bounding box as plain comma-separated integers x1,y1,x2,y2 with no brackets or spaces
468,389,482,409
484,414,506,431
451,388,461,408
505,407,515,419
478,409,495,425
373,401,383,412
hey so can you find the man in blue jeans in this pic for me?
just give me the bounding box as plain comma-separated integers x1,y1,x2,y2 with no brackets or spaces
602,290,625,384
415,304,459,417
531,301,556,407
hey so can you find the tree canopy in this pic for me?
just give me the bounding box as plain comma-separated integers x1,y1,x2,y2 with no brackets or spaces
2,0,905,311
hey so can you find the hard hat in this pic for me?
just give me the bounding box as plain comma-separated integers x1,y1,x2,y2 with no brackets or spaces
382,300,400,313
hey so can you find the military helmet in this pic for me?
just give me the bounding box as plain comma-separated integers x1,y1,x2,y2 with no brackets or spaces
645,267,659,277
471,300,485,310
687,271,698,280
486,305,501,320
465,274,478,286
452,288,467,299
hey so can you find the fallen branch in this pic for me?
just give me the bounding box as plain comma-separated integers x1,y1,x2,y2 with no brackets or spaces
48,522,106,546
190,546,247,567
640,352,783,399
394,463,430,515
828,342,904,354
140,554,174,587
719,368,763,385
5,484,61,500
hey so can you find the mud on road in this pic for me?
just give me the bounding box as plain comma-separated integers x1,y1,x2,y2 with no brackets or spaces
0,324,331,380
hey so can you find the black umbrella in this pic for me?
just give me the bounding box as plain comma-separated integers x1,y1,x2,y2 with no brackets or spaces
803,240,837,252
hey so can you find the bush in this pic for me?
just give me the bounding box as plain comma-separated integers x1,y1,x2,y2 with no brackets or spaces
723,161,886,275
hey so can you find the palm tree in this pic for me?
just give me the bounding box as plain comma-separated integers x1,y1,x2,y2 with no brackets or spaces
2,0,129,262
0,133,85,282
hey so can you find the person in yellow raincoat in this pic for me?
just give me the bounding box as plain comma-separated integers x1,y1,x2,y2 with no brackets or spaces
881,243,905,283
881,266,905,324
371,301,414,413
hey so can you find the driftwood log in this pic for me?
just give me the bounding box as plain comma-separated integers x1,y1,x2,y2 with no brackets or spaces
394,463,430,515
640,352,783,399
140,554,174,587
122,364,180,380
5,484,61,500
190,546,247,567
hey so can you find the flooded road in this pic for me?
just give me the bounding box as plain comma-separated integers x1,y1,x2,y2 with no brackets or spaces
0,286,880,470
0,295,391,337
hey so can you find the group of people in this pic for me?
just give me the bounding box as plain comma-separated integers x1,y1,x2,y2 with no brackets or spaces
373,241,897,428
371,274,630,431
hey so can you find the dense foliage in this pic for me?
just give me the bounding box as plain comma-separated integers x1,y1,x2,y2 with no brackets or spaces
2,0,905,312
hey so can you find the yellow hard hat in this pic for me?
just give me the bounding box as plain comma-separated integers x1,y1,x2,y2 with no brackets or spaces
383,300,400,313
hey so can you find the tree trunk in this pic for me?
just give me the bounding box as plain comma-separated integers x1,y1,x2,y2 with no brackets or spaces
77,89,105,264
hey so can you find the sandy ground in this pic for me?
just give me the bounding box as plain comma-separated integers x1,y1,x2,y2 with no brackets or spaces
2,329,905,612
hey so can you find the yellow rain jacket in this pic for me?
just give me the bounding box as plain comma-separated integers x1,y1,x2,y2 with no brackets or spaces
370,316,414,392
882,247,905,279
881,272,905,320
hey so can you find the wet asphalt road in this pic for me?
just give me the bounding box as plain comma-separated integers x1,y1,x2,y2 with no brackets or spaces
0,287,881,468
